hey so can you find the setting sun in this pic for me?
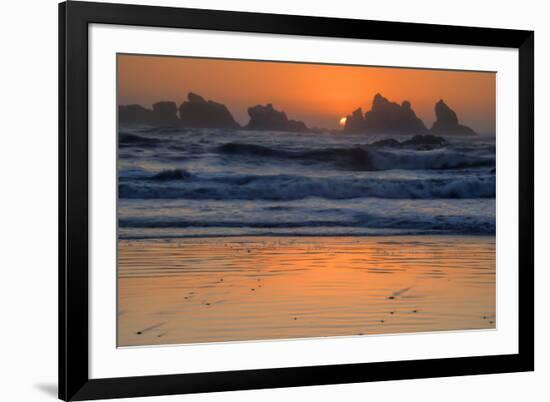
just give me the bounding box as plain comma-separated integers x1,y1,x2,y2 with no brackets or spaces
118,54,496,131
339,117,347,127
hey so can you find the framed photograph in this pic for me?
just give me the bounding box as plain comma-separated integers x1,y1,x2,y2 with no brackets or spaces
59,1,534,400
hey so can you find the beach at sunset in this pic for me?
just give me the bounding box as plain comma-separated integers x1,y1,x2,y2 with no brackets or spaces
117,54,496,346
118,235,495,346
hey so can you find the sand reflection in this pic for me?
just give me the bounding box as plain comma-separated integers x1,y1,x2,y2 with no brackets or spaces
118,235,495,346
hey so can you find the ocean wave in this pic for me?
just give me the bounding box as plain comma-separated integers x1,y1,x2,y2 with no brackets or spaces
216,142,494,171
119,132,162,147
149,169,191,181
118,174,495,201
118,213,495,235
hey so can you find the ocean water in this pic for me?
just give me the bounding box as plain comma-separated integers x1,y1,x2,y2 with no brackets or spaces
117,128,496,345
117,127,496,239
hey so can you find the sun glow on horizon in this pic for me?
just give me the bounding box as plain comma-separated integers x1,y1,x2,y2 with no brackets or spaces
339,117,347,127
118,54,496,132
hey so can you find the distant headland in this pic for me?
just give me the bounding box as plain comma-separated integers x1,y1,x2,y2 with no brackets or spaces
119,92,477,136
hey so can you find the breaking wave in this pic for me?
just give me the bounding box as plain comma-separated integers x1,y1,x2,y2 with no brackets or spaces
118,213,495,235
216,142,494,171
119,173,495,201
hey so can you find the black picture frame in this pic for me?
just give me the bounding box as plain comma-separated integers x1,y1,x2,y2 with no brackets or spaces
59,1,534,400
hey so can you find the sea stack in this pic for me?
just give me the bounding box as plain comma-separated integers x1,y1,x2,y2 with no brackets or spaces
364,94,427,135
344,94,427,135
178,92,240,129
152,101,179,127
245,104,308,132
118,104,155,126
118,101,180,127
430,99,476,136
343,108,365,133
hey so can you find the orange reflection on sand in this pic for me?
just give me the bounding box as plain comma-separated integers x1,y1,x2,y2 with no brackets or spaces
118,236,495,346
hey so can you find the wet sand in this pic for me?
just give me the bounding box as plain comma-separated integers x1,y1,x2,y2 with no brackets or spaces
118,236,495,346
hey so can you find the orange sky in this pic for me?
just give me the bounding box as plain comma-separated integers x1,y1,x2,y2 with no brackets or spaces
118,54,496,132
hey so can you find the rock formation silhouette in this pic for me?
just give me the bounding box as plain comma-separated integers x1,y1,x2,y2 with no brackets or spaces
365,95,427,134
246,104,308,132
118,92,477,136
178,92,240,129
430,100,476,136
119,102,180,127
118,104,154,126
401,134,447,148
119,93,240,129
371,134,447,150
343,108,365,133
344,94,427,135
152,101,179,126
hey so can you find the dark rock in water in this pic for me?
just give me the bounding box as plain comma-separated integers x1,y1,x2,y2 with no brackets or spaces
152,101,179,127
246,104,286,130
371,135,447,150
343,94,427,135
179,92,240,129
431,100,476,136
246,104,309,132
371,138,401,148
119,102,179,127
433,100,458,126
287,119,309,132
364,94,428,135
401,134,447,149
119,104,154,125
343,108,365,133
150,169,191,181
